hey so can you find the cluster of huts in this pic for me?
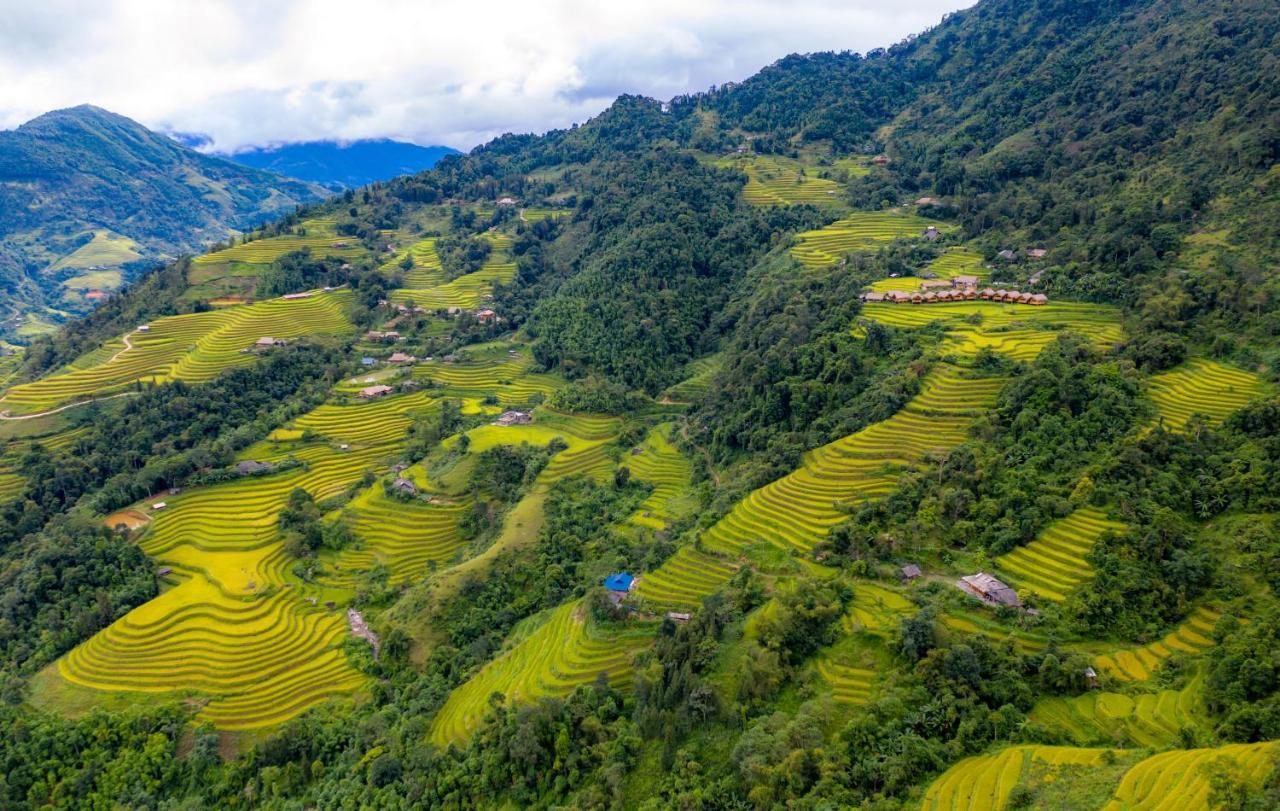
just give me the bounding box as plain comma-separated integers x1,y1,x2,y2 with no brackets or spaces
862,283,1048,306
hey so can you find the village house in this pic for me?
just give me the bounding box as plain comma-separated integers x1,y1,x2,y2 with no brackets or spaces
1030,293,1049,305
254,336,287,349
474,308,497,323
860,291,887,303
952,274,979,289
901,563,922,581
872,155,890,165
281,292,312,300
360,356,377,366
358,384,394,399
151,501,166,511
236,460,271,475
997,249,1017,261
392,477,417,495
922,225,940,242
496,196,518,206
1026,248,1048,260
666,612,692,623
958,572,1022,608
493,410,533,427
603,572,636,606
85,290,108,302
920,279,952,290
387,351,416,364
136,324,151,333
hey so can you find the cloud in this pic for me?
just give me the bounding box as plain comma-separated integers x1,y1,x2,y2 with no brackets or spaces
0,0,972,152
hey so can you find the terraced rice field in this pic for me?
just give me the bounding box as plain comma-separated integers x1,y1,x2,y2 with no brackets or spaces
815,655,875,704
0,467,24,501
1102,742,1278,810
921,745,1111,810
330,487,468,586
0,292,352,415
842,582,916,635
380,237,443,288
1030,671,1208,747
292,390,435,446
702,364,1001,557
1092,606,1224,682
631,547,740,609
791,210,951,268
626,425,694,531
193,219,362,265
414,349,560,405
1147,358,1268,432
717,155,843,206
995,508,1126,601
390,233,515,309
429,600,651,745
662,353,723,402
940,611,1054,654
867,249,987,293
861,301,1123,361
51,381,443,730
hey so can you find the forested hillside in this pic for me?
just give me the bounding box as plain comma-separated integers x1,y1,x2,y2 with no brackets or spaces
0,106,325,336
1,0,1278,808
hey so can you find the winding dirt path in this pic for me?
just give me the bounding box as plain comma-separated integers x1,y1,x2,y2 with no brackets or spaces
106,332,134,364
0,391,136,420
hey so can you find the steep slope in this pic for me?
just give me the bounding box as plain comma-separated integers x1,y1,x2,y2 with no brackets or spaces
0,105,326,332
226,138,459,189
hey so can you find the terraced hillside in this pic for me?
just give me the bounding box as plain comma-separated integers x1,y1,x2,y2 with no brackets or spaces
702,364,1000,557
1103,742,1278,810
861,300,1123,361
921,745,1112,810
329,486,469,587
842,582,915,635
815,654,875,704
1092,606,1224,682
51,387,443,730
791,210,951,268
390,233,515,309
626,424,694,532
0,291,353,415
995,508,1127,602
413,345,560,405
429,600,652,746
1147,358,1268,432
867,248,988,293
193,219,362,266
1030,671,1209,748
661,353,723,403
716,154,843,206
379,237,443,288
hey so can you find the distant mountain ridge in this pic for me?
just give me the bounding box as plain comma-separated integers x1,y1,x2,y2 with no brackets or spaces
224,139,460,189
0,105,326,336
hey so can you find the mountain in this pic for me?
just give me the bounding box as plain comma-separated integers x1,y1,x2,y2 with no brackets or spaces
2,0,1280,808
224,138,460,189
0,105,326,336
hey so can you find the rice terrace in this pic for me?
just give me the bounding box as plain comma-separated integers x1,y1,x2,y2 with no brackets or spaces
2,0,1279,806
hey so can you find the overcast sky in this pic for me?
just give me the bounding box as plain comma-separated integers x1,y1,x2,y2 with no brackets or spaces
0,0,972,153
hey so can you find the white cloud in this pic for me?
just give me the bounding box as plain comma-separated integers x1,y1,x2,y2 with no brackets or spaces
0,0,972,152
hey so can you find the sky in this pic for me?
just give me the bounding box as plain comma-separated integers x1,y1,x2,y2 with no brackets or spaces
0,0,973,154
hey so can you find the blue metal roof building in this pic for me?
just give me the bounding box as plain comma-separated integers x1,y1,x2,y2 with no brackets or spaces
603,573,634,592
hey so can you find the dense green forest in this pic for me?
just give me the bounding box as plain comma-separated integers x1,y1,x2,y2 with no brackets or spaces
1,0,1279,808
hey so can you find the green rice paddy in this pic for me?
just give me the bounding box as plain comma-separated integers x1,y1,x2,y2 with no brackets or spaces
0,291,353,415
716,154,844,206
791,210,952,268
1147,358,1268,432
995,508,1126,602
861,300,1124,361
1092,606,1224,682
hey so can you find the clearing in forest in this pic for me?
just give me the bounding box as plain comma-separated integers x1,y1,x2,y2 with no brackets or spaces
995,507,1126,602
1146,358,1267,432
791,210,952,268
